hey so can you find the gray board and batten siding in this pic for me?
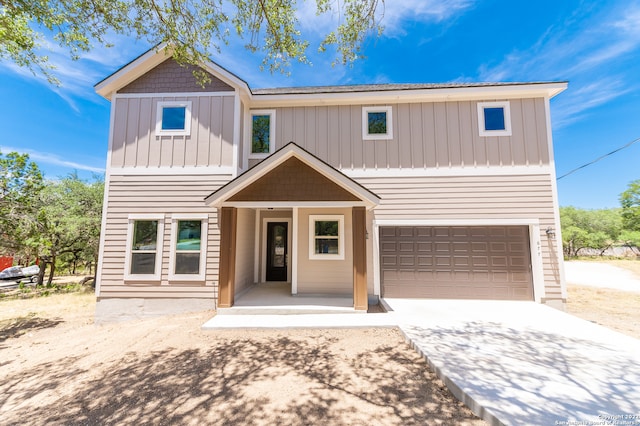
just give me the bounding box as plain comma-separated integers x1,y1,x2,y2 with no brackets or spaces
247,98,550,171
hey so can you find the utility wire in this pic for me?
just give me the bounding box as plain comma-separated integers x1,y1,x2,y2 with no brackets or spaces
557,136,640,180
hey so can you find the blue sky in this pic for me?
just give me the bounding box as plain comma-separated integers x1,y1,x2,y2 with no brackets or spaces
1,0,639,209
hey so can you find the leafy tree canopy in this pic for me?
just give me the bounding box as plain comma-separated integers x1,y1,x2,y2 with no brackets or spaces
0,0,384,84
620,179,640,231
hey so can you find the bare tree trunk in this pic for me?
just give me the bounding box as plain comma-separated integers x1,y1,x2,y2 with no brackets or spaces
36,258,46,287
47,256,55,286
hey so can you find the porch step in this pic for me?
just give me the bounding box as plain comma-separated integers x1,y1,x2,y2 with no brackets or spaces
216,304,364,315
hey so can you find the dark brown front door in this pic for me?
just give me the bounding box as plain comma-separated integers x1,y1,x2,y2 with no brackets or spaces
266,222,288,281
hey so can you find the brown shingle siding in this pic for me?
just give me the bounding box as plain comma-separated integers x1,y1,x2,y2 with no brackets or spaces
119,58,234,94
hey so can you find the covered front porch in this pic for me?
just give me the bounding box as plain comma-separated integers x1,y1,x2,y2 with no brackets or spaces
205,143,380,312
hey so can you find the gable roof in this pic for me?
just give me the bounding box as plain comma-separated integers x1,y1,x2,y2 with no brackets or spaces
205,143,381,208
94,44,250,100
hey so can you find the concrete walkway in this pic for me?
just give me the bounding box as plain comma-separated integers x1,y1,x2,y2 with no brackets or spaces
385,299,640,425
203,299,640,425
564,261,640,293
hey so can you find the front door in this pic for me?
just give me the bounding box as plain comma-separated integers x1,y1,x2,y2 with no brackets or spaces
266,222,288,281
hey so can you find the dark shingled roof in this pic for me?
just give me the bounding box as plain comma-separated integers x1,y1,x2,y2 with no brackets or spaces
251,81,560,95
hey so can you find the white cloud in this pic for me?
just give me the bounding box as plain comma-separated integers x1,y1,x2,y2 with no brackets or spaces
0,145,105,174
476,2,640,127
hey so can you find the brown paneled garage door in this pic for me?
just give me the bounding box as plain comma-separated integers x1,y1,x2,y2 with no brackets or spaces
380,226,533,300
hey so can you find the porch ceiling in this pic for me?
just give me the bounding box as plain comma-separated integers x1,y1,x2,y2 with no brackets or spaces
205,142,380,208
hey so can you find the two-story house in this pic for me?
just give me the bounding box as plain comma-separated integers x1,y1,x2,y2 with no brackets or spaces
94,45,567,321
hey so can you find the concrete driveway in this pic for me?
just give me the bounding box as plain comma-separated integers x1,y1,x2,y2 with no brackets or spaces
385,299,640,426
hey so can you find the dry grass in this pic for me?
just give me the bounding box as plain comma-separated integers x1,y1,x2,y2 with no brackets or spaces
566,284,640,339
606,259,640,277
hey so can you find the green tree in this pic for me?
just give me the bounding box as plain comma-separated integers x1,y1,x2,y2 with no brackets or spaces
26,173,104,285
559,206,622,257
0,151,45,256
620,179,640,231
0,0,384,84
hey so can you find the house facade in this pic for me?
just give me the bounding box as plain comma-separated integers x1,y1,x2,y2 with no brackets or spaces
94,46,567,320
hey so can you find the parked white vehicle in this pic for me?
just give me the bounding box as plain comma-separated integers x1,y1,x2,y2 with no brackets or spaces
0,265,40,282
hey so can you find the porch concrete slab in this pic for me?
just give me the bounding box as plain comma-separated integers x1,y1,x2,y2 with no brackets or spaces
202,312,398,329
384,299,640,426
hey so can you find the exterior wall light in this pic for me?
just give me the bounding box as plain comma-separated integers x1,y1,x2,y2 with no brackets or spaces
545,227,556,238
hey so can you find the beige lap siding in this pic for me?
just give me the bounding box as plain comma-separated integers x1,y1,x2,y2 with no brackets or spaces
357,174,563,302
98,174,230,299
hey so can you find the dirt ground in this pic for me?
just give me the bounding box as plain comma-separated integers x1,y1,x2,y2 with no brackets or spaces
0,293,484,426
565,259,640,339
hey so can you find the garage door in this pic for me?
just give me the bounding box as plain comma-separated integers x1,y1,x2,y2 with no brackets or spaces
380,226,533,300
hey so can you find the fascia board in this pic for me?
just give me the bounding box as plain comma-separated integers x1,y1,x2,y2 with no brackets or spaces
247,82,568,108
95,45,170,100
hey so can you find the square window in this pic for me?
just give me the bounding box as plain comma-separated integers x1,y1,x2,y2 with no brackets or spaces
169,216,207,280
161,107,187,130
125,216,164,280
478,101,512,137
309,215,344,260
483,107,505,131
367,112,387,134
249,110,276,158
156,101,192,136
362,106,393,140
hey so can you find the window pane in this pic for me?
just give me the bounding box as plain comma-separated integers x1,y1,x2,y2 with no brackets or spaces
131,253,156,274
162,107,186,130
367,112,387,134
176,220,201,251
252,115,271,153
315,220,339,237
175,253,200,274
133,221,158,250
315,238,339,254
484,107,506,131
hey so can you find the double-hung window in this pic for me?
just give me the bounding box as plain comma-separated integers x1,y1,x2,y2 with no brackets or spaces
309,215,344,260
156,101,192,136
169,215,208,281
125,215,165,280
250,110,276,158
477,101,512,137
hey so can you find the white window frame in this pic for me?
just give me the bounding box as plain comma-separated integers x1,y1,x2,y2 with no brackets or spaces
362,106,393,140
168,214,208,281
156,101,192,136
124,214,165,281
477,101,512,137
309,215,345,260
249,109,276,159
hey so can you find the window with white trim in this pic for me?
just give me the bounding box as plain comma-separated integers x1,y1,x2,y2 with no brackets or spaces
169,215,208,281
156,101,192,136
309,215,344,260
362,106,393,140
250,110,276,157
125,215,165,280
477,101,512,137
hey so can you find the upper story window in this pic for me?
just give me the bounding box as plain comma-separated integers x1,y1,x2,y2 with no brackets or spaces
156,101,192,136
250,110,276,158
362,106,393,140
125,215,165,280
477,101,512,137
309,215,345,260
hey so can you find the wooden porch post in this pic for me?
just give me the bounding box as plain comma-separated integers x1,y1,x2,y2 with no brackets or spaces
352,206,368,311
217,207,237,308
